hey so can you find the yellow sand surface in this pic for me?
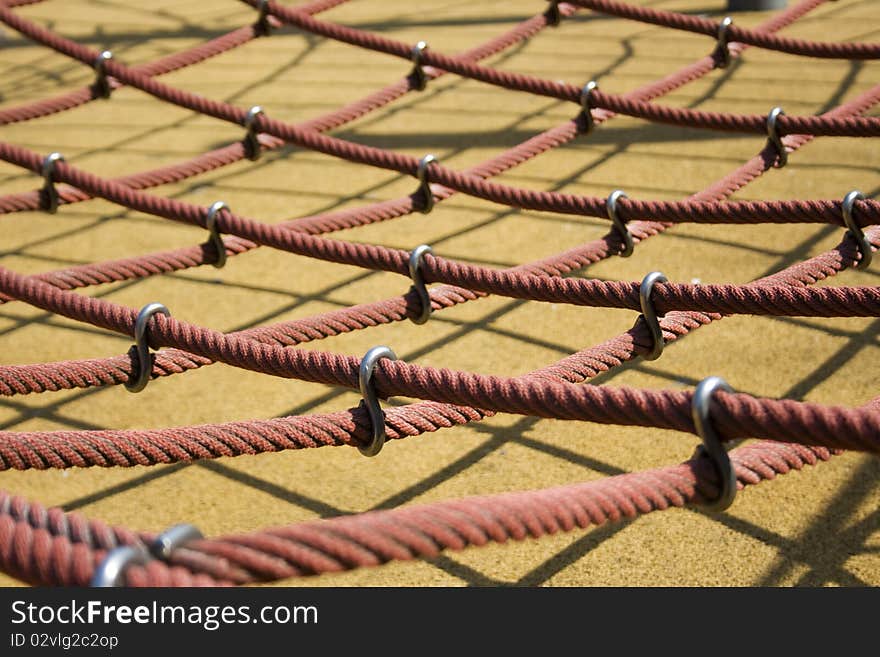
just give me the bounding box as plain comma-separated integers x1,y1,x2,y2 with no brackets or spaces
0,0,877,586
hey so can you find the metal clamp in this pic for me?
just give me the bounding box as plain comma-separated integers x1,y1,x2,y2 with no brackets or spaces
256,0,272,35
357,346,397,457
243,106,264,161
546,1,561,26
692,376,737,512
91,523,203,586
91,545,150,587
606,189,634,257
842,190,872,270
766,107,787,168
714,17,733,69
205,201,230,268
410,41,429,91
580,80,598,132
125,302,171,393
150,523,203,560
40,152,65,214
93,50,113,98
408,245,433,325
639,272,667,361
416,154,437,213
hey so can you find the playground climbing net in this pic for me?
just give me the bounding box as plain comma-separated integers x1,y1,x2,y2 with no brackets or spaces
0,0,878,586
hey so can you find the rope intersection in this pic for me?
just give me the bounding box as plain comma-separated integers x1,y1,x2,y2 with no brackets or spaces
0,0,877,586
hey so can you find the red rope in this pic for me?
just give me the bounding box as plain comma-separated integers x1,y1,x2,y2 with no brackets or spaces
567,0,880,59
0,440,845,585
5,2,879,140
0,0,876,587
0,0,354,125
0,3,571,214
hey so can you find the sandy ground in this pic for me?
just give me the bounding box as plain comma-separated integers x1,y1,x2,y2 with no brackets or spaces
0,0,877,587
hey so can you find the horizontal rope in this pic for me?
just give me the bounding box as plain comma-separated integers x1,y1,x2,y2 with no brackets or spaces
0,0,360,125
4,45,873,481
5,5,879,227
0,365,877,474
0,0,826,306
0,439,843,585
568,0,880,59
255,0,880,133
3,140,880,309
0,3,571,215
0,257,878,458
0,0,874,589
5,138,880,258
1,58,876,406
2,3,877,168
0,24,264,125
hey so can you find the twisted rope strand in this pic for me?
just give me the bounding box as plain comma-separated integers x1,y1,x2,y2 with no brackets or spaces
1,43,877,406
0,0,876,588
0,0,355,125
567,0,880,59
0,438,845,585
2,1,878,203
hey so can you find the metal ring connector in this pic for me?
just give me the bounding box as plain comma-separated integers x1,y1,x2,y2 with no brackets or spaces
125,302,171,393
546,1,561,26
692,376,737,512
90,545,150,587
93,50,113,98
714,17,733,69
580,80,598,132
40,152,65,214
243,106,264,161
150,523,203,560
410,41,429,91
416,154,437,214
205,201,230,268
766,107,787,168
91,522,202,585
606,189,634,257
639,271,668,361
842,190,872,271
357,346,397,457
408,245,433,325
256,0,272,35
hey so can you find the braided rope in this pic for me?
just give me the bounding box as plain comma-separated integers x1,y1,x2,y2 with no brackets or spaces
0,440,845,586
0,4,880,224
0,0,876,587
567,0,880,60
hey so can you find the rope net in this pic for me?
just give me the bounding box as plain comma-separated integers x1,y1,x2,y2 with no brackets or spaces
0,0,877,586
